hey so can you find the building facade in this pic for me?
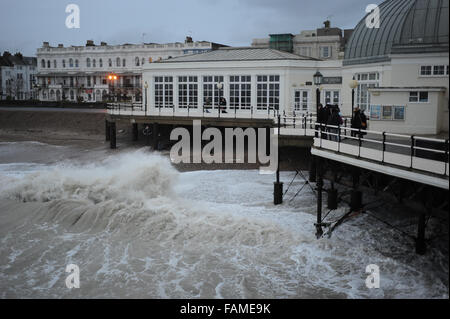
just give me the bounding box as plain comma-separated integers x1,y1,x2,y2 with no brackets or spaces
0,53,37,101
252,21,353,60
139,0,448,135
36,38,225,103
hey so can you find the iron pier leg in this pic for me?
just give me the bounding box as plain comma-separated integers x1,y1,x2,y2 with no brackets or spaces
316,157,323,238
105,119,110,142
274,118,283,205
152,123,159,150
416,213,426,255
132,123,138,141
109,122,116,149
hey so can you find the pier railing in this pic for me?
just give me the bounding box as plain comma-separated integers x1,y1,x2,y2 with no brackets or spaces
312,123,449,178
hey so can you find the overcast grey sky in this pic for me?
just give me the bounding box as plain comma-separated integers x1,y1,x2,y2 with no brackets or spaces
0,0,384,56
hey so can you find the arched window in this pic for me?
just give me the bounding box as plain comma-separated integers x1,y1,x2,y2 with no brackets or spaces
75,59,79,67
99,59,103,68
41,59,45,68
69,58,73,67
47,60,51,68
122,59,126,67
62,60,66,68
135,57,140,66
92,59,96,67
53,60,57,68
116,58,120,67
108,59,112,67
86,58,91,67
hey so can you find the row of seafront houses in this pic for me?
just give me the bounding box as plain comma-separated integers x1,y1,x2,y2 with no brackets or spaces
1,0,449,136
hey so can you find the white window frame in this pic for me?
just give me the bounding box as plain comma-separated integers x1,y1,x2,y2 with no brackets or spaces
322,89,340,106
409,91,429,103
229,75,251,110
203,76,224,109
294,89,310,111
257,75,280,110
178,76,198,109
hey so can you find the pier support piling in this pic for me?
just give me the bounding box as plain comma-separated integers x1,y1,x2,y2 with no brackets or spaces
109,122,116,149
132,123,138,141
152,123,159,150
315,157,324,238
416,213,426,255
105,119,110,142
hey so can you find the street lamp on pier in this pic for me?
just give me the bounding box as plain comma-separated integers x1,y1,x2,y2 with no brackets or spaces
349,79,358,121
108,74,118,101
313,71,323,116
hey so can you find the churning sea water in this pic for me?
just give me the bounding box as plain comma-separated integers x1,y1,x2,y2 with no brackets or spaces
0,142,448,298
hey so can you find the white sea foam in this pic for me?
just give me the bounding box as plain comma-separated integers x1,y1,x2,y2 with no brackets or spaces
0,149,448,299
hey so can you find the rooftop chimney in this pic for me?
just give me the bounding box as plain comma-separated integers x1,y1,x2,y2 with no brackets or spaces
100,42,107,46
324,20,331,28
86,40,95,47
58,44,64,48
185,36,193,43
43,42,50,47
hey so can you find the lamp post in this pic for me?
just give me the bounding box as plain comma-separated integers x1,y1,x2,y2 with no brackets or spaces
216,82,223,118
313,71,323,137
349,79,358,121
313,71,323,115
108,74,118,102
144,81,148,114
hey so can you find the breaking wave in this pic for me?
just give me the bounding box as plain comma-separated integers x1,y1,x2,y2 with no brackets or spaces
0,148,448,299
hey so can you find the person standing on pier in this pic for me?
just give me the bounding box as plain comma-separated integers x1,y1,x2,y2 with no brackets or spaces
351,107,367,138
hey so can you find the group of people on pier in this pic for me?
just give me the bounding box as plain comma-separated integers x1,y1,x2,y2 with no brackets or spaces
316,103,367,141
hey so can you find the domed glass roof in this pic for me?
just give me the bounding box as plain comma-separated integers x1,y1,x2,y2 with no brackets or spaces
344,0,449,66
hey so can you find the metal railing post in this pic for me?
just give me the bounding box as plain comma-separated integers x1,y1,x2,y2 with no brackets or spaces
304,116,307,136
410,135,415,169
358,129,362,158
445,139,449,176
382,132,386,163
338,125,341,152
344,118,347,137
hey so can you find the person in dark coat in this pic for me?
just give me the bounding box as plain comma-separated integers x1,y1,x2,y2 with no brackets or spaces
204,97,211,113
327,107,343,141
351,107,367,138
219,97,228,113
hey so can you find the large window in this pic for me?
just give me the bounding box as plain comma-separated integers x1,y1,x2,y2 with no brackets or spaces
178,76,198,108
294,90,309,111
229,75,251,110
203,76,223,109
257,75,280,110
154,76,173,108
356,72,379,112
420,64,449,76
86,58,91,68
